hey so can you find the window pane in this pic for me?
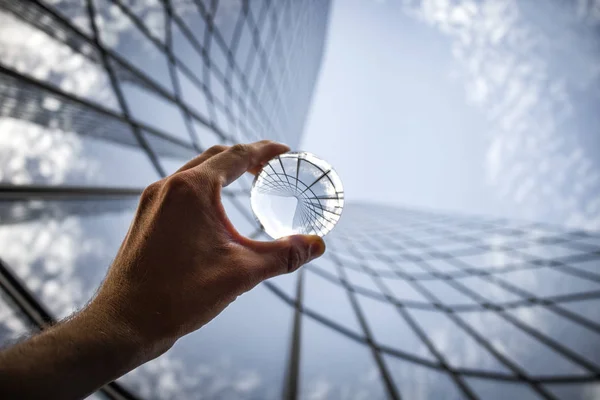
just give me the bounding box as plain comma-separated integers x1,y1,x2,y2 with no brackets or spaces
461,310,588,376
378,277,432,303
496,267,600,298
465,377,543,400
569,259,600,278
557,299,600,325
356,294,436,361
120,284,293,399
0,119,160,187
455,275,522,303
299,314,385,399
505,305,600,368
0,289,35,346
222,195,258,237
213,0,243,46
121,83,190,142
455,251,525,271
544,382,600,400
417,279,479,305
302,269,362,335
408,308,512,373
266,270,298,300
340,265,383,295
93,0,173,92
384,355,465,399
0,198,137,318
0,10,118,110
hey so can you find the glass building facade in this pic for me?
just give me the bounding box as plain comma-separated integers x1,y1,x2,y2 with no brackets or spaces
1,1,599,399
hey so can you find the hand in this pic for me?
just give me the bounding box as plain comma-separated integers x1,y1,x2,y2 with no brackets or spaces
86,141,326,356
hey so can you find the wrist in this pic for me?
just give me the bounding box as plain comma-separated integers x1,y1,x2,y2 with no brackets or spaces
79,301,174,364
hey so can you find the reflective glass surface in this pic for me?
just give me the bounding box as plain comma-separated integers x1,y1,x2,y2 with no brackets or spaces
1,0,599,399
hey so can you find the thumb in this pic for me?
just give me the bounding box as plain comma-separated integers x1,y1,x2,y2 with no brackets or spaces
249,235,326,278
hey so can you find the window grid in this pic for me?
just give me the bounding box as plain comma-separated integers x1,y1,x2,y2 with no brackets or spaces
1,0,599,399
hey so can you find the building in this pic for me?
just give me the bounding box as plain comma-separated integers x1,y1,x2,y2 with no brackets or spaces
0,1,599,399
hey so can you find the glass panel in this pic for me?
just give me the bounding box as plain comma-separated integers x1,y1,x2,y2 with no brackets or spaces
142,129,197,161
517,243,590,261
266,270,298,300
362,258,397,272
213,0,243,46
569,259,600,277
120,284,292,399
417,279,479,305
422,258,465,273
0,198,137,318
557,299,600,325
340,265,383,294
0,120,160,187
465,377,543,400
39,0,93,34
505,305,600,367
302,269,362,335
93,0,173,92
461,310,588,376
0,289,35,346
120,0,166,43
120,83,189,142
0,10,118,110
496,267,600,298
299,314,385,400
234,20,253,70
455,275,523,303
408,308,512,373
172,4,206,46
456,251,525,270
544,382,600,400
209,36,230,75
177,67,211,120
378,277,432,303
356,294,436,361
172,20,205,80
384,355,465,399
209,69,228,107
222,195,257,237
192,121,222,150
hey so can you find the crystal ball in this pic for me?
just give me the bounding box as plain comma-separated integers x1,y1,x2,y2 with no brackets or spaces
251,152,344,239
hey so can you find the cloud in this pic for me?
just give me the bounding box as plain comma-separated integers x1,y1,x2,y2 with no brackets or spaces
400,0,600,231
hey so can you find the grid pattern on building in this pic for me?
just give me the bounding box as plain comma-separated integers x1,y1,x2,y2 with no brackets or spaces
0,0,330,399
1,1,600,399
262,203,599,399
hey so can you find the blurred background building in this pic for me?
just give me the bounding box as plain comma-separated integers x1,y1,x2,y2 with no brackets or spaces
0,0,599,399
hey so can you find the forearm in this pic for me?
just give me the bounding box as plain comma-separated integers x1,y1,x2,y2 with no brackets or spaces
0,306,165,399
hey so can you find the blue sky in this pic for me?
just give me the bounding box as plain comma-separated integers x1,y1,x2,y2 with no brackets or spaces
301,0,600,230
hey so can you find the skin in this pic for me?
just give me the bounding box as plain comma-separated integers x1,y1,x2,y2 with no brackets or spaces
0,140,326,399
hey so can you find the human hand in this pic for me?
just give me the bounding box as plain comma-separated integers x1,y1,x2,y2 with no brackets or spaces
85,141,326,357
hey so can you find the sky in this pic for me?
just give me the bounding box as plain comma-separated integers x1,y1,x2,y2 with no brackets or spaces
301,0,600,230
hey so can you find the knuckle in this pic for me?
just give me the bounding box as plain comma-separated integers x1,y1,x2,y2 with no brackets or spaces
142,181,161,197
139,181,162,207
206,144,227,154
163,175,196,198
230,143,249,157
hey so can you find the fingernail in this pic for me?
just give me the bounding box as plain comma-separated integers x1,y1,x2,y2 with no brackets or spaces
307,236,326,261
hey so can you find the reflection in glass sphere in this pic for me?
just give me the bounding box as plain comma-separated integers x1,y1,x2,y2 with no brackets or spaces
250,152,344,239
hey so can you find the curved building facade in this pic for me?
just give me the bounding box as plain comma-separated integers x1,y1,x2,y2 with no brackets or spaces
0,1,599,399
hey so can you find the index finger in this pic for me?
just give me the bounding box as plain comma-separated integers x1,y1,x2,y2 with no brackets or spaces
198,140,290,187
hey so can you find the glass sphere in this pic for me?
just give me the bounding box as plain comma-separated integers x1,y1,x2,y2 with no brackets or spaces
251,152,344,239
